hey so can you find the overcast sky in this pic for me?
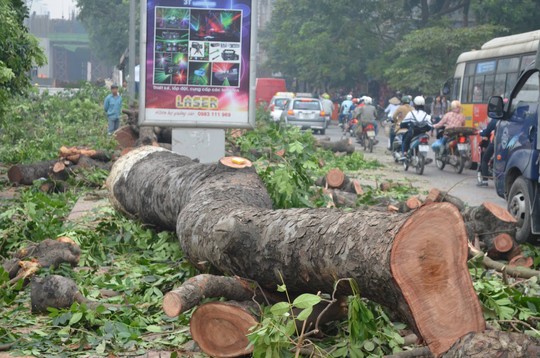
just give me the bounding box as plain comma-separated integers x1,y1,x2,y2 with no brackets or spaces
30,0,77,19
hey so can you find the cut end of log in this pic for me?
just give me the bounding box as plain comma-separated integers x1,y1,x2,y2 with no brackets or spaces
481,202,517,224
53,161,66,173
7,166,23,184
509,255,534,268
493,234,514,254
406,196,422,210
326,168,345,188
352,179,363,195
163,292,182,317
190,302,257,358
219,156,253,169
390,203,485,356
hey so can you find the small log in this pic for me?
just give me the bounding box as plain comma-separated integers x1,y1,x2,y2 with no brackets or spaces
11,238,80,276
7,160,57,185
380,182,401,192
441,330,540,357
136,126,158,146
406,197,422,210
315,138,355,154
509,255,534,268
462,202,517,245
331,190,358,208
52,161,65,173
163,274,257,318
70,156,112,172
190,301,258,358
30,275,120,313
114,126,138,149
384,347,433,358
424,188,442,204
486,233,514,260
326,168,345,188
469,244,540,279
66,154,81,163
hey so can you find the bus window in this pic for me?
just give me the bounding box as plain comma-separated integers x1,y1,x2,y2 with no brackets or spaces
505,73,519,97
472,77,484,103
452,78,461,100
465,63,475,76
498,57,520,73
462,77,471,102
483,74,495,100
521,55,536,71
494,74,506,97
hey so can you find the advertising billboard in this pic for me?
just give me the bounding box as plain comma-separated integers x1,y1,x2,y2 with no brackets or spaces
140,0,256,128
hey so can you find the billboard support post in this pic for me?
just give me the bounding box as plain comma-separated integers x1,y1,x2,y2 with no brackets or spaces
139,0,257,161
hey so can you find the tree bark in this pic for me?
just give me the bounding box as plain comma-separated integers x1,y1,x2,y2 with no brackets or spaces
7,160,57,185
441,330,540,357
107,147,486,356
315,138,355,154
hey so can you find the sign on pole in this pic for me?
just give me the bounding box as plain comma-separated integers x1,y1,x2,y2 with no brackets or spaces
140,0,257,129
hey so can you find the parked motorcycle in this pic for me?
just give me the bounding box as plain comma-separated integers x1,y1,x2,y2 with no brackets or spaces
357,122,376,153
433,127,476,174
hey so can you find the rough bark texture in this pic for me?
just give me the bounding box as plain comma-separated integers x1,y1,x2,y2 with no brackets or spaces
14,239,81,269
462,202,517,246
107,147,486,356
7,160,57,185
30,275,81,313
163,274,257,317
315,138,355,154
441,330,540,357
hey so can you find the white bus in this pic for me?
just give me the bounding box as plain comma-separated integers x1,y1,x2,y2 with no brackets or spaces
449,29,540,163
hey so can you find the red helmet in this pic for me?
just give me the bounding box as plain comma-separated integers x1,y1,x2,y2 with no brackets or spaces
352,98,359,104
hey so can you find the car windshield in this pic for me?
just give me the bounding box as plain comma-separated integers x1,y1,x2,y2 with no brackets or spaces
274,98,288,107
293,100,320,110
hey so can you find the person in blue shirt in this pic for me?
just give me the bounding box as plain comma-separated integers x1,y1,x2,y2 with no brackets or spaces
104,84,123,135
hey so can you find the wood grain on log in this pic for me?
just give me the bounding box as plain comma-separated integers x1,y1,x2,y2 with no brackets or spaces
190,301,258,358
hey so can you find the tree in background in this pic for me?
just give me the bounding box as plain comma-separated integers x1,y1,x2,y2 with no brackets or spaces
380,24,501,94
471,0,540,34
0,0,45,117
76,0,130,66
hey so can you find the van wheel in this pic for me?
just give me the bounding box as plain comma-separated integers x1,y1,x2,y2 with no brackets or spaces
507,177,538,244
320,128,326,135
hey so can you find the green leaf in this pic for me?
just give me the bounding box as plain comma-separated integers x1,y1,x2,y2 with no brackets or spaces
296,306,313,321
277,284,287,293
292,293,321,309
146,325,162,333
68,312,83,326
270,302,290,316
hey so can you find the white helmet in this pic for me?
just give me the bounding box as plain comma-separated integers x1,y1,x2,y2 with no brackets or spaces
346,94,353,100
364,96,372,105
413,96,425,106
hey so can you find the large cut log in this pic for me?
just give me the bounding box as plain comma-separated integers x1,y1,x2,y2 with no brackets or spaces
7,160,57,185
106,147,485,356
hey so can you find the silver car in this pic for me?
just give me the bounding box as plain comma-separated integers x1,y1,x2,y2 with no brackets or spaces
280,98,327,134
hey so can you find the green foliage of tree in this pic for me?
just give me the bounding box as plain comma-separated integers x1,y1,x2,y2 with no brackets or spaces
76,0,130,66
0,0,46,117
472,0,540,34
380,24,501,94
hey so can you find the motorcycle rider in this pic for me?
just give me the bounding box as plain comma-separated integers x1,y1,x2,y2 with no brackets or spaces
339,94,353,126
400,96,432,158
355,96,378,139
389,96,413,150
431,100,466,154
477,117,497,187
320,93,334,126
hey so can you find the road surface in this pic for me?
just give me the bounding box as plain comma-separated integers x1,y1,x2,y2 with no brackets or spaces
323,121,506,207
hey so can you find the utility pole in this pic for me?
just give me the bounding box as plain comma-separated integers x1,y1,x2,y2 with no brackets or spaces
128,0,136,106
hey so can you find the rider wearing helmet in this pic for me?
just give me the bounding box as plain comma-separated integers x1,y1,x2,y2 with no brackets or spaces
320,93,334,126
339,94,354,125
400,96,432,157
354,96,378,139
389,96,413,149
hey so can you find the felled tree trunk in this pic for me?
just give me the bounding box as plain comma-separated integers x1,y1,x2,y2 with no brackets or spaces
107,147,486,356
